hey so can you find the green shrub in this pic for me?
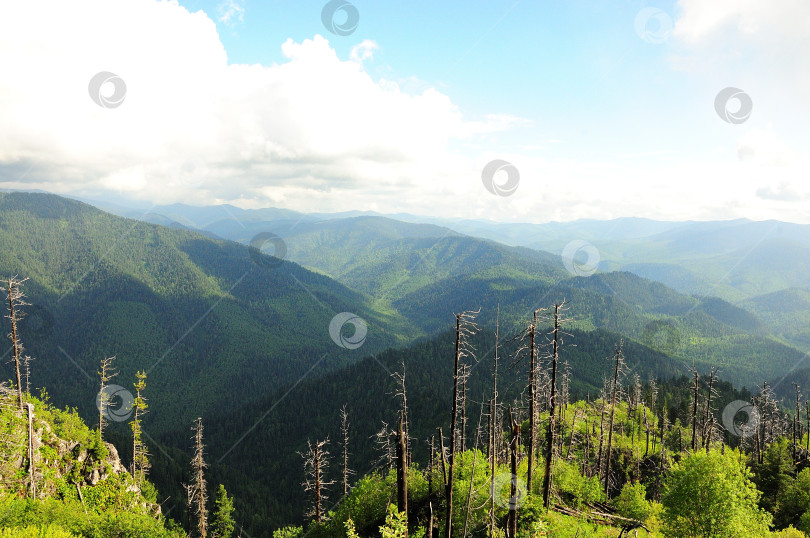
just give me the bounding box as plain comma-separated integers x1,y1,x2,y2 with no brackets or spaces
614,482,652,521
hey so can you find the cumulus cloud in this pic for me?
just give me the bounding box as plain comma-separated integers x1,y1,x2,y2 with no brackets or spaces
0,0,513,208
0,0,807,224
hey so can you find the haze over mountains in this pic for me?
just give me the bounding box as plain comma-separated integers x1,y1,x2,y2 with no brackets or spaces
1,190,806,533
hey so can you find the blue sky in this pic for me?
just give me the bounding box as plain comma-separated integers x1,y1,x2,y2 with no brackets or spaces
0,0,808,222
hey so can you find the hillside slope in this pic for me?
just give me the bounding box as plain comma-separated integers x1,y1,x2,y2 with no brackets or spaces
0,192,413,434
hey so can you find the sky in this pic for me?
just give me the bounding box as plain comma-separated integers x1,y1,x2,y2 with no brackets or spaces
0,0,808,223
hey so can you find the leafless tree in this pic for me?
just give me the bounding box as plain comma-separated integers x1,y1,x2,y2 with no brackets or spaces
542,301,569,508
300,438,334,523
701,367,719,452
340,404,353,497
689,366,700,452
97,356,117,440
185,417,208,538
603,342,626,496
5,276,29,409
507,406,519,538
445,309,478,538
395,413,408,526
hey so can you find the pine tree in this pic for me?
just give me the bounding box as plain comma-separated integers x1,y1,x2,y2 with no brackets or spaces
211,484,236,538
130,370,150,487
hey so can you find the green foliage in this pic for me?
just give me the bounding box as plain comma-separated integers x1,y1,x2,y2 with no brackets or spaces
379,506,407,538
211,484,235,538
0,493,182,537
0,525,79,537
553,459,605,508
272,526,303,538
771,527,808,538
343,519,359,538
661,448,772,537
614,482,653,522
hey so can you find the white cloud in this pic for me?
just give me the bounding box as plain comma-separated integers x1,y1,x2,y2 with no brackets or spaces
0,0,807,224
217,0,244,26
350,40,378,64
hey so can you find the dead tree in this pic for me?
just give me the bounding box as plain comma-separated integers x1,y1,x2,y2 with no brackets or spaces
460,364,468,453
806,401,809,453
462,400,486,538
97,356,117,440
507,407,520,538
603,343,625,496
542,302,568,508
5,277,29,410
689,366,700,452
374,422,395,470
794,384,802,463
701,367,718,452
489,307,500,538
444,310,478,538
560,360,571,424
392,362,411,464
596,377,608,480
186,418,208,538
301,438,334,524
340,405,353,497
395,414,408,526
527,310,539,493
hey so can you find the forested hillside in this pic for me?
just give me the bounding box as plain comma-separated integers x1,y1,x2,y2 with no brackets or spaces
0,192,414,434
3,192,810,537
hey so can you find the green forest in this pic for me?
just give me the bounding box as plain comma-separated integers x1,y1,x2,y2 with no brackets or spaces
2,192,810,536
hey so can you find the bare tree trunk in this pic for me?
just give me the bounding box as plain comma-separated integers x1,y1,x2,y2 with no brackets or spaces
690,367,699,452
542,302,564,508
805,401,809,453
527,311,537,493
301,438,334,524
187,417,208,538
460,367,467,453
445,314,461,538
396,414,409,523
603,344,623,496
566,408,580,460
6,277,28,410
445,310,478,538
490,307,500,538
507,407,519,538
341,405,352,497
702,367,717,452
794,384,801,464
27,403,35,498
97,356,116,440
429,435,435,501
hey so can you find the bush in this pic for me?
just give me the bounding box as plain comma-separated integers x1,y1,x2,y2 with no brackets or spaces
552,460,604,507
661,448,772,538
614,482,652,522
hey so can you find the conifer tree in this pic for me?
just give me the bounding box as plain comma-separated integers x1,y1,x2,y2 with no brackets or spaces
211,484,236,538
130,370,150,487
